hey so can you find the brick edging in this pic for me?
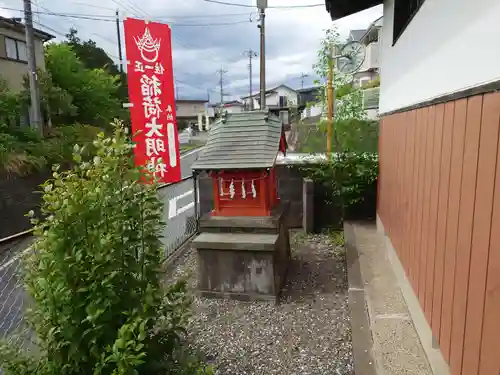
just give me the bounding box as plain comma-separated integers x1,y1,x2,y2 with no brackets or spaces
344,221,378,375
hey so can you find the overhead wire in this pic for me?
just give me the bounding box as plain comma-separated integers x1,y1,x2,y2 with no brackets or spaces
34,2,121,59
202,0,324,8
0,5,252,26
12,0,261,95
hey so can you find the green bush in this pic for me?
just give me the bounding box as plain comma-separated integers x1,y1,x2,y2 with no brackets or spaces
0,124,101,176
302,152,378,221
0,121,212,375
296,119,379,154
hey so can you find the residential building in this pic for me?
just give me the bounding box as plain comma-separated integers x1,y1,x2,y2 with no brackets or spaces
175,99,208,120
355,16,382,87
241,84,298,110
241,84,298,129
210,100,245,115
297,86,323,119
175,99,209,131
326,1,500,375
0,16,54,91
350,17,382,120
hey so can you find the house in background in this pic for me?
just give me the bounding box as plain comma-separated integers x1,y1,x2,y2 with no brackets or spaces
241,84,298,130
175,99,208,130
355,16,382,87
326,1,500,375
297,86,323,119
0,16,54,92
350,17,382,120
211,100,245,115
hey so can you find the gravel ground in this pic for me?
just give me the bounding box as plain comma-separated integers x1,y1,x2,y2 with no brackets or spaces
165,231,354,375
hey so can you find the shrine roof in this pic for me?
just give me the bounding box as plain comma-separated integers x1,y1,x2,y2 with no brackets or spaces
191,110,283,171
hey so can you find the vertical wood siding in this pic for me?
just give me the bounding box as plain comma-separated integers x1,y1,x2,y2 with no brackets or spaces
379,92,500,375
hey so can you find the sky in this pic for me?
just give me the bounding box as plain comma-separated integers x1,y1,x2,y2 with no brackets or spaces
0,0,382,102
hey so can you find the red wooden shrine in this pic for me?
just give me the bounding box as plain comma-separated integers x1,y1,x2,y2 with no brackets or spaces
209,129,287,217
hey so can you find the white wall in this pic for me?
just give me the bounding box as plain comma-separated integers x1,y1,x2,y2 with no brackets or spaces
301,103,324,119
380,0,500,114
243,85,298,109
266,86,298,107
359,42,380,72
224,105,243,114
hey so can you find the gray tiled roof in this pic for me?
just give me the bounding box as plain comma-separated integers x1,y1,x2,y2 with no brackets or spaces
192,110,283,171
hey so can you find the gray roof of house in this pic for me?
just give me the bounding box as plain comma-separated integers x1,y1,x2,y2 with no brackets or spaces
192,110,283,171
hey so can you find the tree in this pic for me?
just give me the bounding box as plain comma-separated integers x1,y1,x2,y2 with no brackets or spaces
0,121,213,375
20,70,77,127
0,76,22,126
299,25,379,228
44,43,125,127
66,29,129,104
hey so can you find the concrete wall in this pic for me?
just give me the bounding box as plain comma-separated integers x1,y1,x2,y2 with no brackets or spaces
0,27,46,92
379,91,500,375
379,0,500,113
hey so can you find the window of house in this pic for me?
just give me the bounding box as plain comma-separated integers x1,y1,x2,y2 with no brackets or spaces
5,37,28,62
393,0,426,45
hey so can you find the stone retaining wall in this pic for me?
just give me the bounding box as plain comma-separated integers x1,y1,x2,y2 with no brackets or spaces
0,172,50,238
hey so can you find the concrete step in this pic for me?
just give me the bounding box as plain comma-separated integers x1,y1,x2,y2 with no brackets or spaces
192,232,278,251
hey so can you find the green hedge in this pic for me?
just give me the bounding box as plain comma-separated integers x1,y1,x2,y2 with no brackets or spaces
302,152,378,230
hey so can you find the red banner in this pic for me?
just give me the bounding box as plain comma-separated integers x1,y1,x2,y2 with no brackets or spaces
123,18,181,183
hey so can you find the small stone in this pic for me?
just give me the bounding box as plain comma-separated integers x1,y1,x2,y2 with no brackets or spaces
164,230,354,375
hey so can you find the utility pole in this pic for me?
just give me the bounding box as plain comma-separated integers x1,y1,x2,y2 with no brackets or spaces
300,72,309,89
257,0,267,110
243,49,257,110
175,80,179,100
23,0,42,132
116,10,123,73
217,66,228,106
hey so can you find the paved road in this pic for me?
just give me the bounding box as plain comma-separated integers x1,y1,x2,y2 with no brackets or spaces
0,146,204,341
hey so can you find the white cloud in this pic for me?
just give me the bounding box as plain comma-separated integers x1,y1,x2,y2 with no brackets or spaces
0,0,382,100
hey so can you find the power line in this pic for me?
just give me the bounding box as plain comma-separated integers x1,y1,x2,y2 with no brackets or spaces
73,2,251,17
0,6,252,26
29,3,226,92
203,0,324,9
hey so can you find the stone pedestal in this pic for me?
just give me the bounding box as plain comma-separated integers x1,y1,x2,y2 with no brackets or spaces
192,203,291,303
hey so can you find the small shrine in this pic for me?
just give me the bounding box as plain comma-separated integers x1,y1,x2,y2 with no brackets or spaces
191,110,291,303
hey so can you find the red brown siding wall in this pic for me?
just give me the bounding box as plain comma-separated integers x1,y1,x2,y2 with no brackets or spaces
378,92,500,375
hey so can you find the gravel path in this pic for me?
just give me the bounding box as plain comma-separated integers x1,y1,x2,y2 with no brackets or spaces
165,231,354,375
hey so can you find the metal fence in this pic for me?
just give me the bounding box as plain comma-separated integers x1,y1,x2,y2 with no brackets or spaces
0,175,198,351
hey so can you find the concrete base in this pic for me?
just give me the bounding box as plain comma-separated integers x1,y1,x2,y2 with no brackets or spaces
192,203,291,303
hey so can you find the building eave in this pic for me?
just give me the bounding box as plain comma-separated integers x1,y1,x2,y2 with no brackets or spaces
325,0,382,20
0,16,55,41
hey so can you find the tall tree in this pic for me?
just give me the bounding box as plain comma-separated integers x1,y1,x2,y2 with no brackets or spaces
66,28,128,103
44,43,124,127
